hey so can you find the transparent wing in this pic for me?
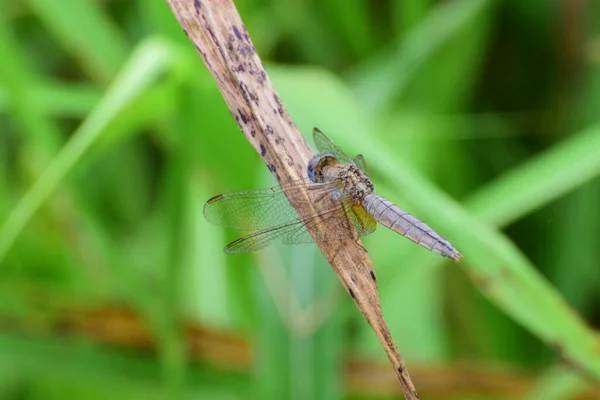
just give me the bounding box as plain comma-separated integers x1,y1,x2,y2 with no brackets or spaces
353,154,369,176
313,128,355,164
346,201,376,236
224,202,345,253
283,198,365,244
224,219,312,253
224,199,373,253
204,180,339,231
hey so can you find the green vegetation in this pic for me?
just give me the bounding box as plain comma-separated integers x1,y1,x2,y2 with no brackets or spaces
0,0,599,399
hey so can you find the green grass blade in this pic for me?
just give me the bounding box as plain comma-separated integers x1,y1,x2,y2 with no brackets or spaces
465,123,600,226
319,0,371,58
392,0,434,37
348,0,494,113
9,80,101,118
27,0,130,83
521,367,589,400
0,37,181,264
0,11,62,156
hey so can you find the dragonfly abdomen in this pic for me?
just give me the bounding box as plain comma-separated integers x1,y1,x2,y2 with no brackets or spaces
362,194,462,261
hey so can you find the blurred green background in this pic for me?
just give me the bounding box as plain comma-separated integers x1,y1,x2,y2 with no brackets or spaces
1,0,600,399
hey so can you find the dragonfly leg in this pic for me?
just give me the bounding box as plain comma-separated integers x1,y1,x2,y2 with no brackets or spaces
313,191,330,204
326,237,366,265
326,240,344,265
354,237,368,253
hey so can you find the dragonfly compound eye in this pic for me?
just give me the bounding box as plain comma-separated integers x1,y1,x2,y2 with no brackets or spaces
307,153,339,183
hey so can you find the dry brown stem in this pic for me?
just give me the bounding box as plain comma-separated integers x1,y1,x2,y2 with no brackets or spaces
164,1,418,398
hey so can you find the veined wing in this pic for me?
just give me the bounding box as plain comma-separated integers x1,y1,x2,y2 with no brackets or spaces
224,198,371,253
204,180,340,231
353,154,369,176
346,200,376,236
313,128,355,165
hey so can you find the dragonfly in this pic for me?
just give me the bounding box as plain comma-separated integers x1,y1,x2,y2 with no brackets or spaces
204,128,462,261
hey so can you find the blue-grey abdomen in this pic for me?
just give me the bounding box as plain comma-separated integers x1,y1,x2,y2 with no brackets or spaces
362,194,461,261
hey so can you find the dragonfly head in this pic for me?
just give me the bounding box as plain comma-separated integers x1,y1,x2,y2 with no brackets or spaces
307,153,339,183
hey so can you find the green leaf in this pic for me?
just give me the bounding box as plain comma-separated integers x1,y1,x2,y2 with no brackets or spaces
349,0,495,114
0,38,183,264
27,0,130,83
466,123,600,226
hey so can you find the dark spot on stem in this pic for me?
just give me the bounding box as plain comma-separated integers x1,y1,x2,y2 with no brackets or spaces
268,164,277,172
265,125,273,135
380,329,391,343
233,26,242,40
273,93,284,115
250,130,256,137
348,288,356,300
206,26,216,44
239,82,248,98
398,366,404,373
370,271,376,281
237,109,248,124
260,144,266,157
194,0,201,13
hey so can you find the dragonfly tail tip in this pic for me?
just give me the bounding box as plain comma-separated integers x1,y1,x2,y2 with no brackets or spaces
451,252,463,262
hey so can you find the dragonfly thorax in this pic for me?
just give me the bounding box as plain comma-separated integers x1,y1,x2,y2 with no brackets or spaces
308,154,374,200
336,164,375,201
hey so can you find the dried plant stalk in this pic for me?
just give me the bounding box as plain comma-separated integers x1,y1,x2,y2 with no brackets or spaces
165,1,419,398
